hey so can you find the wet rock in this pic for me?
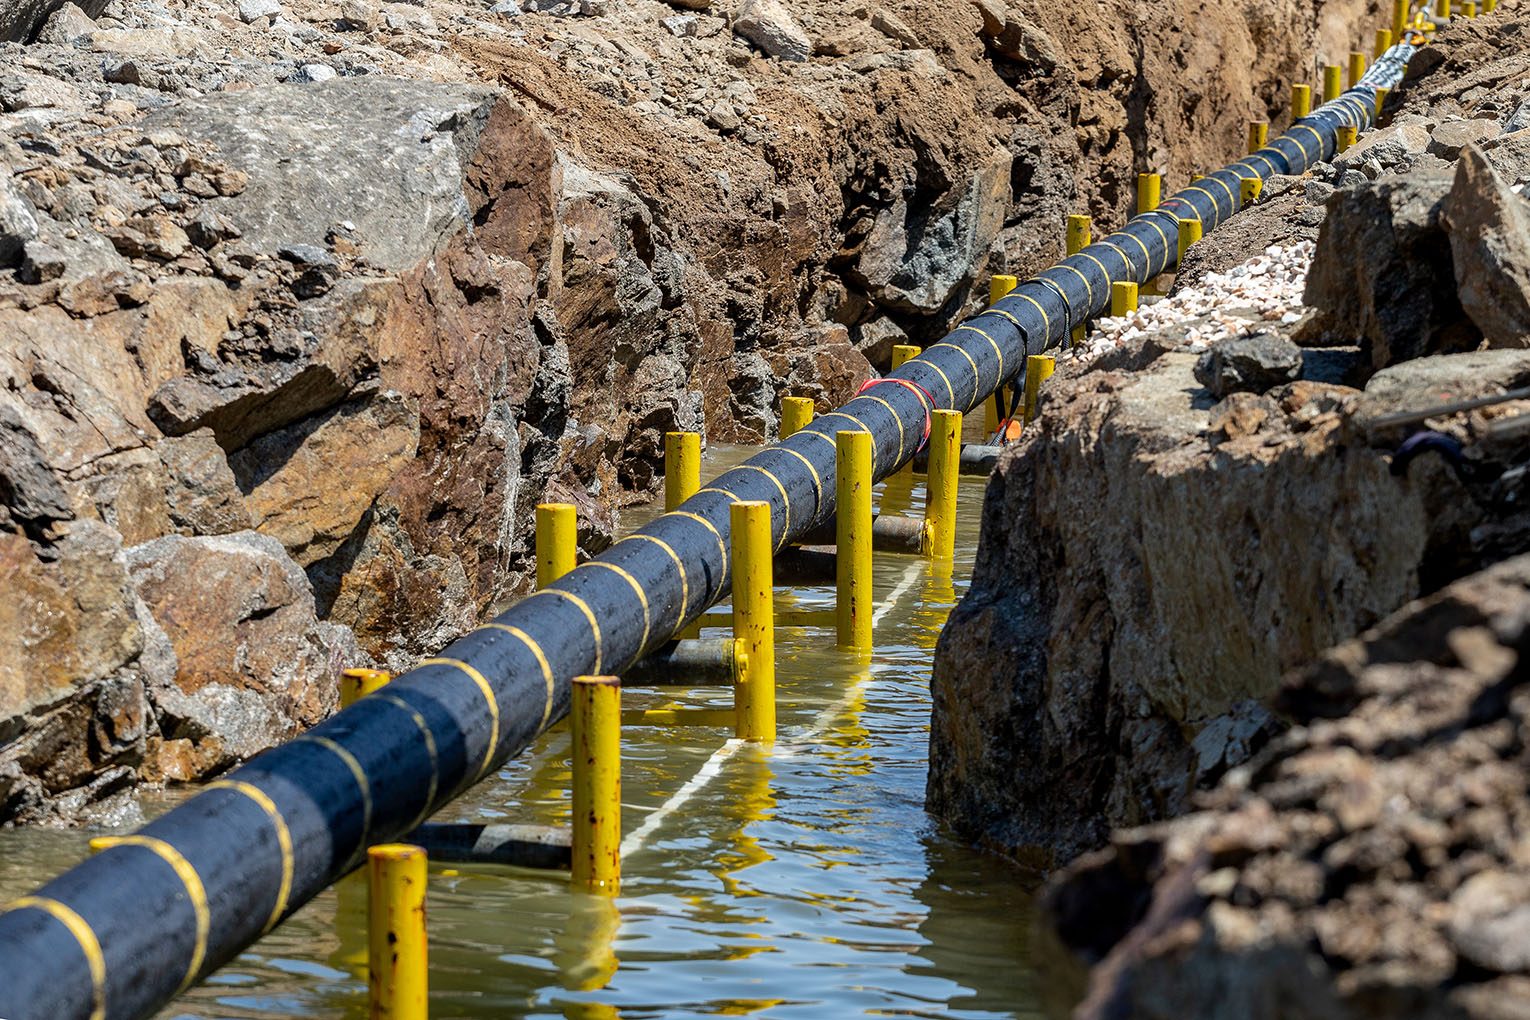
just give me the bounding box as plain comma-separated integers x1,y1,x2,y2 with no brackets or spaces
1193,331,1303,398
733,0,811,61
1442,146,1530,347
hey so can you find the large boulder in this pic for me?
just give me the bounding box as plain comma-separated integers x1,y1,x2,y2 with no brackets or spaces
0,0,105,42
1443,145,1530,347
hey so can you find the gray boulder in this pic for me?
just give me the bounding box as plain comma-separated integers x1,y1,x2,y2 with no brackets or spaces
1193,332,1303,398
0,0,105,42
1443,145,1530,347
733,0,811,61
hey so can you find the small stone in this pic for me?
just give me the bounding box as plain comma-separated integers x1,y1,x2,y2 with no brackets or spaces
18,240,67,284
298,63,338,83
237,0,283,23
733,0,811,61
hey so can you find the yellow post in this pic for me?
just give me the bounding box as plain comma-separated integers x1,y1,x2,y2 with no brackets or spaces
1240,176,1264,207
368,844,428,1020
731,501,775,742
1464,0,1476,14
984,390,1001,437
571,676,620,895
781,396,814,439
1176,216,1202,267
835,430,872,652
1066,214,1090,344
1375,87,1391,120
1190,172,1205,183
1349,52,1366,89
1110,281,1138,318
1438,0,1451,17
1485,0,1496,11
1291,84,1312,120
1393,0,1410,35
341,668,392,709
1323,65,1343,102
1375,28,1393,56
923,410,961,562
536,503,576,589
664,432,700,512
1337,124,1358,152
1136,172,1161,214
890,344,920,372
989,274,1018,305
1023,355,1055,424
1247,121,1268,153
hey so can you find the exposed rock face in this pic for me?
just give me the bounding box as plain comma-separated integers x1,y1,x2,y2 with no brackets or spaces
1444,145,1530,346
1041,553,1530,1020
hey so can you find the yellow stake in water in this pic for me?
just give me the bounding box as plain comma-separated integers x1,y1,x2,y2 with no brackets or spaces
1240,176,1264,208
1323,65,1343,103
835,430,873,652
731,501,775,741
368,844,428,1020
571,676,620,894
536,503,576,589
1247,120,1268,153
664,432,699,512
924,410,961,562
1137,172,1161,214
1023,355,1055,424
780,396,814,439
1110,281,1139,318
1291,84,1312,120
341,668,392,709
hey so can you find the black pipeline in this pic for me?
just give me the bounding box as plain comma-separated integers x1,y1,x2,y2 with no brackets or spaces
0,59,1410,1020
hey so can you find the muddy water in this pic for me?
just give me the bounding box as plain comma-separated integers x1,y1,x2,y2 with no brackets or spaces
0,439,1042,1019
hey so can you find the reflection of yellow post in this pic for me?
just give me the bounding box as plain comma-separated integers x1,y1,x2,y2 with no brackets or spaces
1023,355,1055,425
1240,177,1263,208
341,668,391,709
836,431,873,652
780,396,814,440
664,432,699,512
1065,215,1090,346
731,502,775,742
556,893,620,997
923,410,960,562
1291,84,1312,120
718,748,776,897
1136,173,1160,214
368,844,428,1020
1176,216,1202,268
1323,65,1342,103
537,503,577,589
1246,121,1268,153
571,677,620,895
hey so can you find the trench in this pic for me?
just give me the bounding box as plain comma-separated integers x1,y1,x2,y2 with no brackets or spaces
0,433,1043,1019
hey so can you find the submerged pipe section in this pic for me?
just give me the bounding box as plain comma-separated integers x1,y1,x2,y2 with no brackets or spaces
0,53,1414,1020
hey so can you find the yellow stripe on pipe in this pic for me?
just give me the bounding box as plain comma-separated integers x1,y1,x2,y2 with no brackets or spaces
776,446,823,515
532,591,604,675
669,511,729,593
734,463,794,548
298,736,374,847
622,534,690,631
419,657,502,776
478,622,558,730
583,562,652,662
371,694,441,830
206,780,294,933
0,897,106,1020
113,837,209,992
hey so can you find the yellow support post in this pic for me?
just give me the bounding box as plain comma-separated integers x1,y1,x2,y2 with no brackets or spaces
731,501,775,742
341,668,392,709
1240,176,1264,207
1464,0,1476,14
1023,355,1055,424
1247,121,1268,153
1323,65,1343,103
989,274,1018,305
1337,125,1358,152
664,432,700,512
923,410,961,562
367,844,428,1020
536,503,576,589
1485,0,1496,11
1291,84,1312,120
1066,215,1090,345
1136,172,1161,214
571,676,620,895
835,430,872,652
781,396,814,439
1110,281,1138,318
1375,87,1391,120
1375,28,1393,56
1438,0,1451,17
1349,51,1366,88
890,344,921,371
1393,0,1410,35
1176,216,1202,267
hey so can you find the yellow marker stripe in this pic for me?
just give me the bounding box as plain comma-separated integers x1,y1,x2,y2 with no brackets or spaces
861,394,905,466
694,486,741,503
622,533,690,631
816,412,879,473
113,837,208,991
206,781,292,933
1114,232,1154,275
670,510,729,593
1057,263,1093,306
419,657,501,775
1078,251,1114,304
582,562,652,661
954,323,1005,381
1013,292,1052,341
1292,124,1322,159
734,464,793,541
1249,152,1279,176
1205,174,1238,212
928,342,982,409
476,622,556,730
531,591,603,675
370,694,440,829
1095,242,1131,277
1140,214,1172,271
0,897,105,1020
1186,185,1225,219
777,446,823,517
921,359,957,407
299,735,373,845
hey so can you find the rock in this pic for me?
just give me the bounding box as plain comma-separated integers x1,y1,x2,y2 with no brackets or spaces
1430,118,1500,160
0,0,105,43
33,2,95,45
0,401,73,529
1506,97,1530,134
971,0,1008,37
277,242,340,298
851,315,909,368
733,0,811,61
156,430,256,536
125,532,359,766
18,239,68,284
106,215,190,261
1442,145,1530,347
1484,128,1530,187
1331,121,1431,173
237,0,282,23
1193,331,1303,397
870,9,919,48
0,177,41,268
984,8,1061,73
1304,170,1479,368
1042,554,1530,1019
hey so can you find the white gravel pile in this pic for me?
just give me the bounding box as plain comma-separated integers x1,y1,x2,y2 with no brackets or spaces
1076,239,1316,361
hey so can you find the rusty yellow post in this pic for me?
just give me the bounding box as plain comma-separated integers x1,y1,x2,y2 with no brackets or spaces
1337,124,1358,152
1176,216,1202,267
781,396,814,439
1323,64,1342,103
1375,27,1393,56
1110,281,1138,318
1291,83,1312,120
1240,176,1264,208
1136,172,1161,214
536,502,576,589
1348,51,1366,88
341,668,392,709
1246,121,1268,153
890,344,921,371
1023,355,1056,424
664,431,700,512
923,410,961,562
730,501,775,742
835,430,873,651
989,274,1018,305
368,844,427,1020
571,676,620,895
